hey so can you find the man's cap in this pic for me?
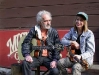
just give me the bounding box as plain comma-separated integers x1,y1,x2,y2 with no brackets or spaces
77,12,88,21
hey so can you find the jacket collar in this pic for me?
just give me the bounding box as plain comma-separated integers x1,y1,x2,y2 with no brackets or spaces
35,25,51,40
74,28,87,37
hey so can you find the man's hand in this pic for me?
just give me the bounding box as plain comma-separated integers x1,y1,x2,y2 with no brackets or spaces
25,55,33,63
50,61,57,68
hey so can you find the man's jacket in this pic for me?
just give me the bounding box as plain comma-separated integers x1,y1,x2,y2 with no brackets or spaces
22,25,61,61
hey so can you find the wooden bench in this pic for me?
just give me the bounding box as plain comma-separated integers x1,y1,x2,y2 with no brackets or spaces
11,63,49,75
11,48,67,75
11,34,97,75
11,52,66,75
11,30,70,75
11,35,51,75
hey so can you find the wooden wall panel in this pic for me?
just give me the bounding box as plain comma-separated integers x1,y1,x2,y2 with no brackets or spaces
94,35,99,63
94,39,99,64
0,18,36,28
0,0,99,9
53,16,99,27
0,16,99,28
0,3,99,19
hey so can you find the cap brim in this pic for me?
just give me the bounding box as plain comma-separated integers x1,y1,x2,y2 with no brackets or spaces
77,14,87,20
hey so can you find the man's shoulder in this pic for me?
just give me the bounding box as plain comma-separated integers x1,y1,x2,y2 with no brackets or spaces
29,26,35,32
48,27,57,33
50,27,57,32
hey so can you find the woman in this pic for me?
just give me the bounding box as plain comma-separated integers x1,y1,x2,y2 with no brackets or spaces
57,12,95,75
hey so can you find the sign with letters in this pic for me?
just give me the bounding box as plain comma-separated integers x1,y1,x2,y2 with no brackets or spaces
0,29,69,68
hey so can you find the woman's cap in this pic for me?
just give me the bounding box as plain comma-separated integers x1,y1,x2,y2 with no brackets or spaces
77,12,88,21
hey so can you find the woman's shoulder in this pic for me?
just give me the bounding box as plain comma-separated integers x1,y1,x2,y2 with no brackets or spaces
84,29,94,37
69,27,76,32
87,29,94,34
70,27,74,30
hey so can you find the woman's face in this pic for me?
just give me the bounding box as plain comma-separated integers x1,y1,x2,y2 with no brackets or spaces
75,16,84,29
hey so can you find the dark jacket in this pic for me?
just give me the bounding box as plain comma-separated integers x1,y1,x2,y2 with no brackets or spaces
22,26,61,61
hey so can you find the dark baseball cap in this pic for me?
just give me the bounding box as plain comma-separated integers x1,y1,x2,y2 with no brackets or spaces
77,12,88,21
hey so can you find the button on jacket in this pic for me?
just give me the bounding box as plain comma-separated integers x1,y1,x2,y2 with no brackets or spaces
61,27,95,66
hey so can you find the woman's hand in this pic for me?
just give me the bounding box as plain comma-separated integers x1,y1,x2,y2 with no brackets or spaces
74,55,82,60
73,55,82,62
71,41,79,49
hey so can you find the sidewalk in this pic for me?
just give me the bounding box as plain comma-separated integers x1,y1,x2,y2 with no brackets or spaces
0,67,11,75
0,64,99,75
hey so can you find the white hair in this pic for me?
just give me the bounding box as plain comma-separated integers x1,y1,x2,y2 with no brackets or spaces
36,10,52,24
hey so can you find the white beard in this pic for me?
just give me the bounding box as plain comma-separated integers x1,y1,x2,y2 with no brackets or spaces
42,24,51,29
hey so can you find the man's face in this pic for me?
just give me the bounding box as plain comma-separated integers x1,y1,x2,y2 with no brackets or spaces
41,14,52,29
